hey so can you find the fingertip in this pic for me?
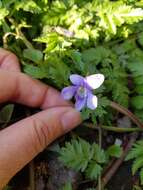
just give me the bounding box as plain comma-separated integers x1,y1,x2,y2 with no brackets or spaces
61,108,82,132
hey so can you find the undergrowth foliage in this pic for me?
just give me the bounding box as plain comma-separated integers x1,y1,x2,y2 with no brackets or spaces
126,140,143,185
59,138,122,180
1,0,143,189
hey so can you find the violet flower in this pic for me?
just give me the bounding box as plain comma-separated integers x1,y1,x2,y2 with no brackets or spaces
61,74,104,111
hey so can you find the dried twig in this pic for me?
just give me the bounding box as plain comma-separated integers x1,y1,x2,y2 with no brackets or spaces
101,132,138,188
98,101,142,188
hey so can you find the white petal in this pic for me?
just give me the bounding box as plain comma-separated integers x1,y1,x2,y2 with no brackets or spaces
87,93,98,110
114,139,122,146
85,74,104,89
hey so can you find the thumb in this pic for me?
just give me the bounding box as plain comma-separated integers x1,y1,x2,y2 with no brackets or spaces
0,106,81,188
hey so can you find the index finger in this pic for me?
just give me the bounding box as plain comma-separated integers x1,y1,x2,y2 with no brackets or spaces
0,48,20,72
0,70,71,109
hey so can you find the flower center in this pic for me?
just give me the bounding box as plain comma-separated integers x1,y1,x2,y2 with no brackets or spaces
77,86,87,98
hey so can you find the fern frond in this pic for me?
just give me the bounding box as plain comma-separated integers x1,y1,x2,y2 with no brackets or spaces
126,140,143,161
97,1,143,34
59,138,93,172
86,161,102,180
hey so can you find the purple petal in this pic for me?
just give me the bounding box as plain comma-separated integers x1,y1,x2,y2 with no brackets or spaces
85,74,104,89
87,93,98,110
61,86,76,100
70,74,84,86
75,97,86,111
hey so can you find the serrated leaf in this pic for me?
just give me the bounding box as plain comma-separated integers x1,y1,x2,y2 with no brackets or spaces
92,143,106,164
59,138,93,172
134,76,143,85
86,162,102,180
126,140,143,161
132,157,143,175
131,96,143,109
68,50,84,72
82,47,110,65
81,108,91,120
15,0,41,13
107,145,122,158
135,85,143,94
97,2,143,34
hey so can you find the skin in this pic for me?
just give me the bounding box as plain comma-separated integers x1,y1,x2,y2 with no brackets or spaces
0,48,81,188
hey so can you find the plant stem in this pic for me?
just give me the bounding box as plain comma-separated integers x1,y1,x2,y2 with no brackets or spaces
29,161,35,190
7,17,34,49
18,29,34,49
97,126,102,190
3,32,17,49
84,123,143,133
110,101,143,129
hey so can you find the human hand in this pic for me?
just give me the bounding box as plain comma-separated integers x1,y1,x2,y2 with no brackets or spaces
0,48,81,188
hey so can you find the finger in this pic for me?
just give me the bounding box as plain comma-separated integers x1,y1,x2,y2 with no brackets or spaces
0,48,20,72
0,106,81,187
0,70,71,108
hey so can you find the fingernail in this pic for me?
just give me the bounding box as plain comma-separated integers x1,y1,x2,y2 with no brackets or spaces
61,109,81,132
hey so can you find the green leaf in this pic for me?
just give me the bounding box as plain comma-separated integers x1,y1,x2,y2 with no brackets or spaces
86,162,102,180
97,1,143,35
132,157,143,175
135,85,143,94
23,48,43,64
131,96,143,109
59,138,93,172
82,47,110,65
15,0,41,13
107,145,122,158
0,8,9,25
140,168,143,185
126,140,143,161
68,50,84,72
128,61,143,76
0,104,14,126
24,64,48,79
61,182,72,190
92,143,106,164
81,108,92,121
134,76,143,85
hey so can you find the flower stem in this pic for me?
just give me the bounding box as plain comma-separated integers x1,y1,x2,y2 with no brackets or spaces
97,126,102,190
84,123,143,133
3,32,17,49
110,101,143,129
